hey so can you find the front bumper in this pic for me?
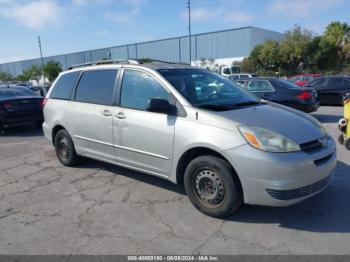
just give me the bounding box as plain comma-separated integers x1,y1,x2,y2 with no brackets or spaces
224,136,336,206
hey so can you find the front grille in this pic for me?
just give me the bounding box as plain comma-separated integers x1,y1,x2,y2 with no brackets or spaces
266,175,332,200
300,139,323,153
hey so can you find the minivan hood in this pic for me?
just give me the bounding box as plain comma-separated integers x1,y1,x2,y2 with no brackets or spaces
215,103,324,144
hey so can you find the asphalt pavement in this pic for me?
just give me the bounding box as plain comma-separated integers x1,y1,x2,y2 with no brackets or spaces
0,106,349,254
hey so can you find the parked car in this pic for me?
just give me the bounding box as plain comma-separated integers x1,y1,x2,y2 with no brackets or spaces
288,74,322,87
0,87,44,129
236,77,320,113
307,76,350,105
14,83,40,92
228,73,258,81
43,60,336,218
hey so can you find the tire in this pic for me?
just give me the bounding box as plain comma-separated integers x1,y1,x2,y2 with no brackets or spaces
338,134,345,145
345,138,350,150
54,129,80,166
183,155,243,218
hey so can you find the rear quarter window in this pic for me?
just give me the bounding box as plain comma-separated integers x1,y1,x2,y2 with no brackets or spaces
343,79,350,88
328,77,344,88
50,71,80,100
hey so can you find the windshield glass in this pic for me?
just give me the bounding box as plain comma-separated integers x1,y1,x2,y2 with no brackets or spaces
158,69,259,109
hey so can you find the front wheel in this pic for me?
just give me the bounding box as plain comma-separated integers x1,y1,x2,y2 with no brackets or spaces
54,129,80,166
345,138,350,150
184,155,243,218
338,134,345,145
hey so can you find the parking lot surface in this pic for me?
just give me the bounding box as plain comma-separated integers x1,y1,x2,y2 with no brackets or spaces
0,106,349,255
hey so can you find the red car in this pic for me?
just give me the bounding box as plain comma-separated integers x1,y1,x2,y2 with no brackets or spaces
288,74,322,87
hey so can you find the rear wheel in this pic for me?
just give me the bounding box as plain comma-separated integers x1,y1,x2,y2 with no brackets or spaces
184,155,242,218
54,129,80,166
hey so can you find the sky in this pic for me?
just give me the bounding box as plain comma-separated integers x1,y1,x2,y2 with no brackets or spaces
0,0,350,63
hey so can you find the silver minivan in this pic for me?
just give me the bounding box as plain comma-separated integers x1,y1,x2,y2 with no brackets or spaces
43,60,337,217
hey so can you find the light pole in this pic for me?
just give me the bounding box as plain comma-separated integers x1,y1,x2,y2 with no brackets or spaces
38,36,44,68
38,36,44,86
187,0,191,65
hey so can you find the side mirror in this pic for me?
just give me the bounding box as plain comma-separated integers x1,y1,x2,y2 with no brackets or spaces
147,98,173,114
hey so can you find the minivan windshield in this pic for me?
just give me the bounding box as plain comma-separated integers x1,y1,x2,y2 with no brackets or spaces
158,69,260,110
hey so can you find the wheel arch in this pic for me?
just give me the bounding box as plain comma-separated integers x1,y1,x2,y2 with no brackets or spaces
176,147,242,191
51,124,67,144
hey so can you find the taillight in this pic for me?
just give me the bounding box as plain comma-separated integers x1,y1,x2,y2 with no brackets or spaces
3,101,13,109
41,97,48,108
297,91,312,100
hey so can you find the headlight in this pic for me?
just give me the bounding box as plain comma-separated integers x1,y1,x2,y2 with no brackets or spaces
238,125,301,152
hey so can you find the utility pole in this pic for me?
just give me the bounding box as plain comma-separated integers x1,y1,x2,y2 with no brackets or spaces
38,36,44,86
38,36,44,68
187,0,191,65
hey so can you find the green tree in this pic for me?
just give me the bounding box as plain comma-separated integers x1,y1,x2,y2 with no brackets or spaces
16,74,30,82
249,40,280,74
324,21,350,47
241,58,255,73
324,21,350,71
22,65,42,85
249,43,263,71
259,40,281,71
43,61,62,82
306,36,339,72
0,71,13,82
232,58,255,73
279,25,313,73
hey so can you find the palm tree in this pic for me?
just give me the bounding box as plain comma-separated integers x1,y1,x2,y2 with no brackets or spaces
324,21,350,71
324,21,350,48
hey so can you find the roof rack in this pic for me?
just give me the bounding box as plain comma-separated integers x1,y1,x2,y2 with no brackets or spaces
68,59,140,70
67,59,189,70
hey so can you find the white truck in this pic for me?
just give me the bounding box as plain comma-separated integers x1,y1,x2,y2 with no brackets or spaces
219,65,240,77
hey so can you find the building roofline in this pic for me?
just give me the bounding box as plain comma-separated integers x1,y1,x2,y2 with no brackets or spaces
1,26,283,65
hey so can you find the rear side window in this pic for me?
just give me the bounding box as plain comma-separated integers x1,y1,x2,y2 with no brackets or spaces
328,77,343,88
343,79,350,88
309,78,326,87
246,80,274,92
50,71,80,100
75,69,117,105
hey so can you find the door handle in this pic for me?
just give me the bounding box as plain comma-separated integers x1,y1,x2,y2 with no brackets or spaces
115,112,126,119
102,109,112,116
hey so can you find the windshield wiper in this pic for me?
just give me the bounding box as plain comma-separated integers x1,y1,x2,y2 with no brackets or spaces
233,101,264,107
197,104,234,111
